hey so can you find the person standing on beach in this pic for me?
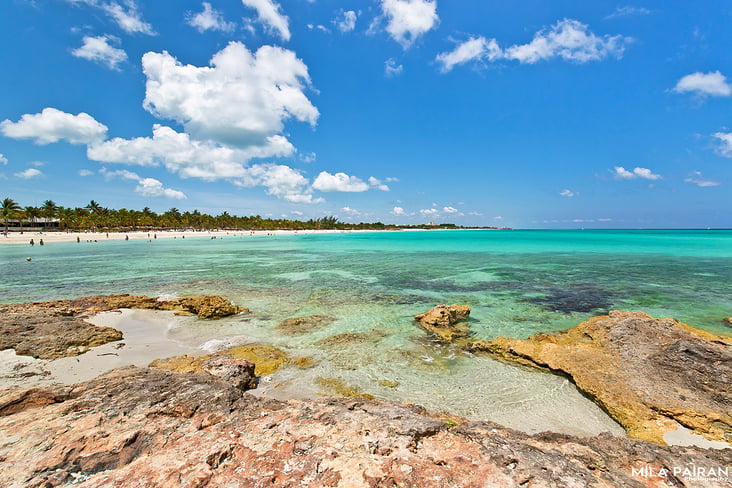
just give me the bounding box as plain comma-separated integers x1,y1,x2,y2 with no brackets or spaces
29,238,34,246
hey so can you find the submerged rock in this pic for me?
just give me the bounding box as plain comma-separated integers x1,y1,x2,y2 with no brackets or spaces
151,344,313,378
414,304,472,343
0,366,728,487
315,376,375,400
469,310,732,445
277,314,337,334
0,294,246,359
527,284,613,313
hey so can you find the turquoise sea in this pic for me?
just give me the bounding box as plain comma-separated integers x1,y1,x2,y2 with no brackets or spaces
2,229,731,436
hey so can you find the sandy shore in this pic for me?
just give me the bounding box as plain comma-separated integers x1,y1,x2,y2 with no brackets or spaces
0,228,378,245
0,309,206,389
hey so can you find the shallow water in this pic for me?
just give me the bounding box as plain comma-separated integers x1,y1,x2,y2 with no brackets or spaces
2,229,731,436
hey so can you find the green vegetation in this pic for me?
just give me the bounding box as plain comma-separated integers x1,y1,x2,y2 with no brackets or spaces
1,198,23,233
1,196,497,232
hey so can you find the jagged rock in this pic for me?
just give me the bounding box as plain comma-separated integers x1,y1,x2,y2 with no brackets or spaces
469,310,732,445
277,314,337,334
157,295,247,319
201,356,256,391
0,294,246,359
414,304,472,343
0,366,728,487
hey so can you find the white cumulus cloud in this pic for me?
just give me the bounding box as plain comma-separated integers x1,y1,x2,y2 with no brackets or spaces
78,169,94,176
136,178,187,199
504,19,630,64
673,71,731,97
420,208,439,217
141,41,318,147
560,189,575,197
67,1,155,35
605,6,651,19
341,206,360,215
187,2,236,33
435,19,629,72
312,171,369,192
436,37,501,73
15,168,43,179
0,153,7,165
385,58,404,77
72,35,127,70
88,125,294,178
613,166,661,180
714,132,732,158
103,1,155,34
442,206,458,213
335,10,358,33
684,171,720,187
101,167,187,199
391,206,405,216
379,0,438,49
368,176,390,191
1,108,108,145
241,0,290,41
239,163,319,203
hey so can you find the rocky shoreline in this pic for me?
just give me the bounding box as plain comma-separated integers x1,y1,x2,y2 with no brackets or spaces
0,296,729,486
1,366,729,487
413,304,732,447
0,294,246,359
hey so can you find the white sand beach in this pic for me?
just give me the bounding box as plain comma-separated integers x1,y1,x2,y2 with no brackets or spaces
0,228,370,245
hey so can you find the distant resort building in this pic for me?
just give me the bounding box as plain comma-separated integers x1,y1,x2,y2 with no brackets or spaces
4,217,60,231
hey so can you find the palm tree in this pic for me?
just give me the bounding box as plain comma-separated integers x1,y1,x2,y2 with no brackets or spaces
41,200,58,230
25,206,41,228
85,200,102,213
1,198,22,234
42,200,58,218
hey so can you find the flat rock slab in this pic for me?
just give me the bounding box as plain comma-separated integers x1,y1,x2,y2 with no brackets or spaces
470,310,732,445
0,294,246,359
0,366,729,487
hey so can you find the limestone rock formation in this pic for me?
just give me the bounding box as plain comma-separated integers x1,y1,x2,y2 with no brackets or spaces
469,310,732,445
0,294,246,359
0,305,123,359
414,304,472,343
0,366,728,487
157,295,246,319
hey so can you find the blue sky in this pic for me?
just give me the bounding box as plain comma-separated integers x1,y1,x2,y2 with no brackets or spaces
1,0,731,228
